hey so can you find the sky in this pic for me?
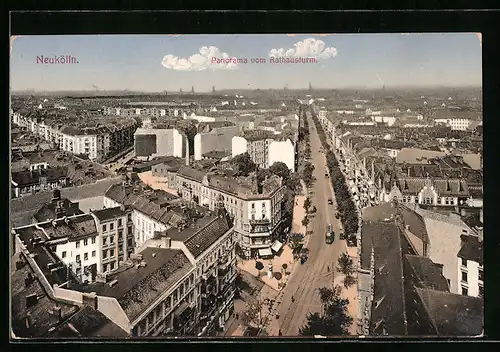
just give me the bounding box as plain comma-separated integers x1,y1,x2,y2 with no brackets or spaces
10,33,482,92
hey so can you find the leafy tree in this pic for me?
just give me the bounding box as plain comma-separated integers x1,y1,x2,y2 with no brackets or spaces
285,173,301,193
337,252,355,276
343,275,357,288
241,298,263,327
299,286,353,336
257,168,272,183
231,153,257,176
303,198,311,212
301,216,309,227
255,261,264,277
302,162,315,186
288,233,304,251
269,162,291,184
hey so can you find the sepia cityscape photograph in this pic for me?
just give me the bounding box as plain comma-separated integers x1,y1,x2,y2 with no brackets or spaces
10,33,483,339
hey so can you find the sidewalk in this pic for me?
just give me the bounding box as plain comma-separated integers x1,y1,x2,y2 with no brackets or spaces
237,245,295,291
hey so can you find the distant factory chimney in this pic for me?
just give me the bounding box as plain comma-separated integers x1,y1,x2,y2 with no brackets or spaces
185,135,190,166
308,82,312,92
191,86,195,94
180,88,183,93
212,85,216,93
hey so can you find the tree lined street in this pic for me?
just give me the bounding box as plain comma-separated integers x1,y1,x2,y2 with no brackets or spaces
268,109,353,336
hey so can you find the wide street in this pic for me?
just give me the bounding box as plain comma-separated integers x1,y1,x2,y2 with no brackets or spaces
271,110,349,336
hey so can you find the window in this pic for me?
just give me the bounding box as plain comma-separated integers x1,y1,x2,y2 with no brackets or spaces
118,230,123,238
110,223,114,231
445,198,449,205
118,219,122,227
118,244,123,252
479,268,484,281
102,250,107,259
92,250,96,257
461,271,468,283
91,237,96,244
103,237,107,246
128,225,133,234
461,258,467,267
110,249,115,257
262,202,265,208
110,236,115,244
251,203,255,209
62,251,67,258
76,254,81,262
75,241,80,248
479,285,484,298
110,262,115,270
102,224,107,232
83,239,88,246
462,286,468,296
251,214,255,220
128,238,133,247
84,252,88,261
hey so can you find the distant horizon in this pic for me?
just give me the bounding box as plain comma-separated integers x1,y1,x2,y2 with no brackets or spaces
10,34,482,92
11,84,483,95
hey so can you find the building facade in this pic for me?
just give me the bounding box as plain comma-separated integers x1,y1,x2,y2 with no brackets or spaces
175,166,286,258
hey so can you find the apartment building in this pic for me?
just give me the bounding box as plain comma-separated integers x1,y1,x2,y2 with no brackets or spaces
134,126,184,160
17,205,134,282
11,110,138,162
175,166,286,258
457,235,483,298
194,123,240,161
232,132,296,172
433,118,472,131
11,166,69,198
12,192,237,337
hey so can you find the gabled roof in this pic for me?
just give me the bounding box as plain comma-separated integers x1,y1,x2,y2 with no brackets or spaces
92,206,127,221
78,248,192,321
184,213,233,258
457,235,483,266
416,288,483,336
360,221,407,335
405,255,449,291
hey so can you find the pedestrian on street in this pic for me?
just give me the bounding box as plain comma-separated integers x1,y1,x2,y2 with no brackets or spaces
279,329,282,336
327,266,330,272
291,296,295,303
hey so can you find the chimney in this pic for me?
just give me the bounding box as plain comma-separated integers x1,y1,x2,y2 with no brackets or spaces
185,136,190,166
120,204,126,212
25,293,39,308
95,272,109,283
49,306,62,324
162,236,172,249
52,189,61,202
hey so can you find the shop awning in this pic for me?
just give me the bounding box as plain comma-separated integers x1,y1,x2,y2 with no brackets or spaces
258,248,273,257
271,240,283,253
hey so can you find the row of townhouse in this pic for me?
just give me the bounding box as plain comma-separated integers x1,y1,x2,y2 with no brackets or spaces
102,106,210,119
318,109,379,209
12,191,237,337
12,110,139,162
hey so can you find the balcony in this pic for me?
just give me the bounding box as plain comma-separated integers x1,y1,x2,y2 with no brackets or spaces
249,218,271,226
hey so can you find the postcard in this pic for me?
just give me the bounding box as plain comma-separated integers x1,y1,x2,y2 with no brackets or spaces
10,33,483,339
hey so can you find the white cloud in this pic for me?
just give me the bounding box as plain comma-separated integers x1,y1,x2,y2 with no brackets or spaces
161,46,238,71
269,38,337,60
